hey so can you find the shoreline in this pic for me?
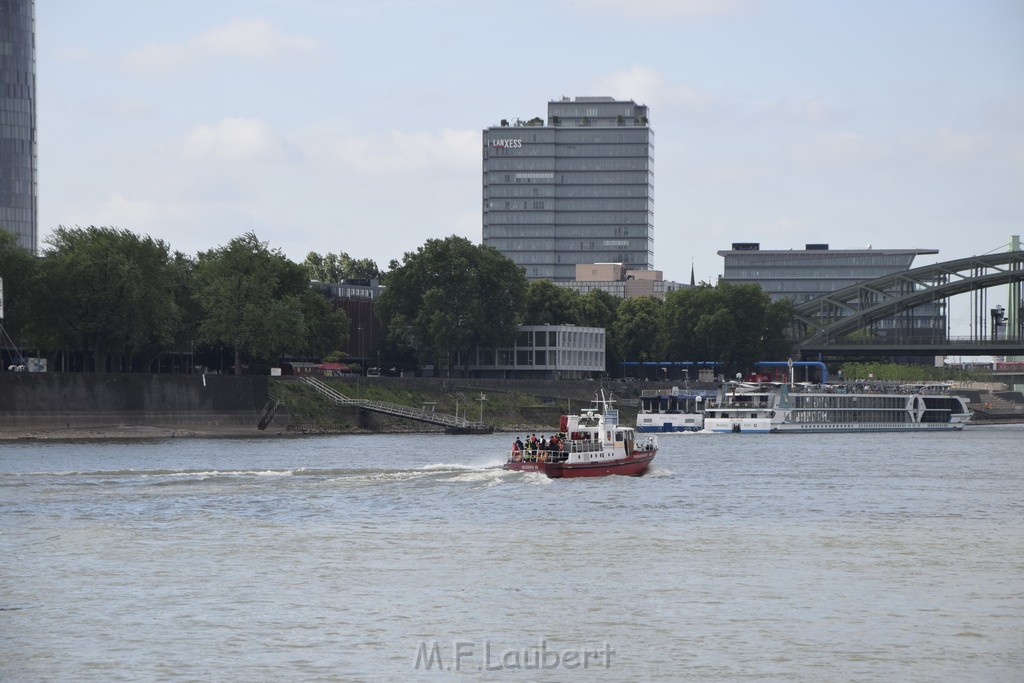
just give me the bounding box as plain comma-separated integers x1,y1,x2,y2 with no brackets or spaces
0,425,286,442
2,419,1020,443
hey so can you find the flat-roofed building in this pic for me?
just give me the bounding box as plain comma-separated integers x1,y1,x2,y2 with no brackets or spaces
558,262,685,299
455,324,605,379
719,242,939,304
718,242,946,345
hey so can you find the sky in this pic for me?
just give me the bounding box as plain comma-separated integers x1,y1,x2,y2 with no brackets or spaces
37,0,1024,294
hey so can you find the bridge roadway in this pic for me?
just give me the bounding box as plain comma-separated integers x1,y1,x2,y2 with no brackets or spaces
799,337,1024,357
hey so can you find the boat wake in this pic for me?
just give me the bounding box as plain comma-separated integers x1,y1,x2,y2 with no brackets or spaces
10,460,551,488
642,465,676,478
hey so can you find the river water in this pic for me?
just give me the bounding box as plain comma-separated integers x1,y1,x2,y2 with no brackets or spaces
1,427,1022,681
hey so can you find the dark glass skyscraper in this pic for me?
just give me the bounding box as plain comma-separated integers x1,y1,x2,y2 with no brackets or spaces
0,0,37,253
483,97,653,281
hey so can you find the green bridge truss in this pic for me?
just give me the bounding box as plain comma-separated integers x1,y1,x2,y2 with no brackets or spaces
794,251,1024,357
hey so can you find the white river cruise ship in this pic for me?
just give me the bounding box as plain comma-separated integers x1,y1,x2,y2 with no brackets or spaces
703,382,972,433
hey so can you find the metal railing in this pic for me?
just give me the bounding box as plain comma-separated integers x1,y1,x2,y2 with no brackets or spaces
298,377,490,431
812,335,1024,347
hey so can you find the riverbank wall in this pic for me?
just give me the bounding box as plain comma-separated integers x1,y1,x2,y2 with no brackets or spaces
0,373,271,438
4,373,1017,440
0,373,642,439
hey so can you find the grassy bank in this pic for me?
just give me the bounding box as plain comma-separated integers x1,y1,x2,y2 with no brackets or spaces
270,377,641,433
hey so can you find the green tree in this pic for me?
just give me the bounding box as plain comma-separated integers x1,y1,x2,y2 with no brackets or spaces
194,233,309,374
659,284,722,361
578,289,620,330
302,251,381,282
0,230,37,346
376,236,527,376
719,283,770,368
694,308,738,363
298,289,350,359
610,296,663,363
524,279,580,324
168,252,202,370
763,298,797,360
302,251,343,282
26,226,181,372
659,282,794,370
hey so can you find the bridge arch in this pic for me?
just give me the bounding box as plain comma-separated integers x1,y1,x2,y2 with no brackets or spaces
794,251,1024,356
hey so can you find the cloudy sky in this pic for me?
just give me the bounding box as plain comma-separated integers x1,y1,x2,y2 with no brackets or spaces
38,0,1023,292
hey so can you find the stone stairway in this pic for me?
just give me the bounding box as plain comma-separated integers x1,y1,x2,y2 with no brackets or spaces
978,393,1024,416
297,377,492,433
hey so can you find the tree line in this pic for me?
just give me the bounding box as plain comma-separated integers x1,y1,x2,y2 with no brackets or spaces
0,229,794,375
0,227,355,374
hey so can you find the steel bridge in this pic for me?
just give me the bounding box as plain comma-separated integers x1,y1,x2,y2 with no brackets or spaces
794,251,1024,358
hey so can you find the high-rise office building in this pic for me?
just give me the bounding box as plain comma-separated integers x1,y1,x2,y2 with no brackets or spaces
482,96,653,281
1,0,37,253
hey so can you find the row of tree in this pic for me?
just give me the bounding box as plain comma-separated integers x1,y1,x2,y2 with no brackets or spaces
0,228,350,373
0,229,795,375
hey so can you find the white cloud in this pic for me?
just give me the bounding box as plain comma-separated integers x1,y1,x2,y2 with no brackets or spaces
196,19,316,59
314,128,479,174
752,96,846,127
932,126,981,158
126,43,192,75
594,67,718,122
596,66,666,106
90,193,157,232
568,0,758,20
124,19,315,75
183,118,298,162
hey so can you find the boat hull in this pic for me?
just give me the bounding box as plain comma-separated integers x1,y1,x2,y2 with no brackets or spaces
503,451,656,478
770,420,970,432
703,417,773,433
636,422,702,433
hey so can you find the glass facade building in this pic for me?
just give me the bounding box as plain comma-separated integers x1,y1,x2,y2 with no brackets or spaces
0,0,36,252
455,324,606,379
719,243,947,340
719,243,938,305
482,97,653,281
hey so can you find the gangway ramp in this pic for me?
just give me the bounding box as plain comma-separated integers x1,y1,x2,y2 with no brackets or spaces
298,377,492,434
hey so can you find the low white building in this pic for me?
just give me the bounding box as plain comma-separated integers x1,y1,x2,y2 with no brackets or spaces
456,324,606,379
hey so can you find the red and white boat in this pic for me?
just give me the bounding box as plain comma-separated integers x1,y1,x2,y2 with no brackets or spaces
503,393,658,478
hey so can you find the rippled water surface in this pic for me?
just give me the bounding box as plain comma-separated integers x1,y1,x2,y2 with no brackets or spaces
2,427,1022,681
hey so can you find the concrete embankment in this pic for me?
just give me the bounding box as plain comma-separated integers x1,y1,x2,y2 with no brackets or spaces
2,374,1020,441
0,373,645,440
0,373,273,439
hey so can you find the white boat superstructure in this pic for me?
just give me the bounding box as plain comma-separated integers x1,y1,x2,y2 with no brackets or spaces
702,383,776,433
637,388,711,432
